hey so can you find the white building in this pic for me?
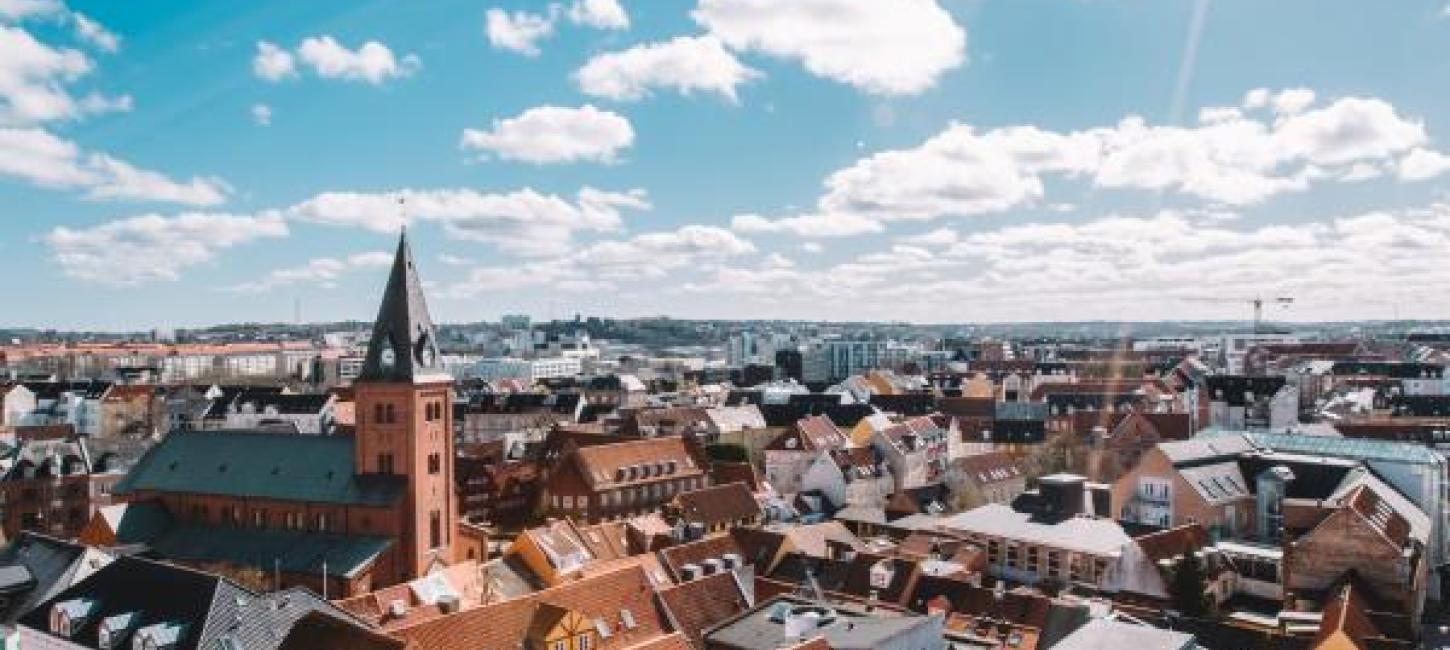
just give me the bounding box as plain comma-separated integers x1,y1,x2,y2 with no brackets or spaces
473,357,582,381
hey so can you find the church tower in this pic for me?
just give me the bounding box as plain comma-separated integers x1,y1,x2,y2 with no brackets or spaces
355,231,456,579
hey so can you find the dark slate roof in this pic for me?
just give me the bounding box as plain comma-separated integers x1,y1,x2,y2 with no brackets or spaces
18,555,366,650
113,431,405,506
231,393,331,415
462,392,581,416
869,393,937,417
757,403,874,428
1331,362,1444,379
1204,376,1287,406
0,533,95,625
359,231,447,383
1390,395,1450,417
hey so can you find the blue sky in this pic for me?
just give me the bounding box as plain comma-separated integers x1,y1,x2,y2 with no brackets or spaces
5,0,1450,329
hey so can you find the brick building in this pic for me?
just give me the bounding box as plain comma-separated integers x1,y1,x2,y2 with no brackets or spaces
80,233,465,597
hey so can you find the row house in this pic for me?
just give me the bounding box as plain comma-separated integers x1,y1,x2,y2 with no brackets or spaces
543,437,710,523
0,434,147,540
1202,375,1297,431
868,416,949,491
895,474,1137,591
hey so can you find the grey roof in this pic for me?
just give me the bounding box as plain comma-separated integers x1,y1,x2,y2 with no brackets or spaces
1177,462,1251,506
0,532,107,626
703,596,940,650
359,231,450,384
1158,434,1256,466
1051,617,1197,650
910,504,1132,557
17,555,369,650
113,430,405,506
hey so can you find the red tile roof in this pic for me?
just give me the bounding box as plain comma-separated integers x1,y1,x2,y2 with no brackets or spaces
656,572,750,647
672,482,760,528
392,565,669,650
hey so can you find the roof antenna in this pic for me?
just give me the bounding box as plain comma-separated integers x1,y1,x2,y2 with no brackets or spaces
396,194,408,241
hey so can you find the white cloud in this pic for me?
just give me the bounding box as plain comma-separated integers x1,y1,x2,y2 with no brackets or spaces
485,7,556,56
1398,147,1450,181
799,90,1432,231
731,212,883,237
0,0,61,20
460,104,633,164
288,186,649,257
252,41,296,81
255,37,418,84
692,0,965,96
251,103,271,126
574,35,760,103
71,13,118,52
800,241,823,254
0,24,132,125
572,224,756,279
1270,87,1315,115
1242,87,1269,109
297,36,419,84
46,212,288,285
676,203,1450,321
897,227,958,247
568,0,629,29
82,153,231,205
227,250,392,293
0,127,230,205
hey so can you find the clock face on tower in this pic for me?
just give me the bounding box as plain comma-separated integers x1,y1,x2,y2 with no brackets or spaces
415,330,435,368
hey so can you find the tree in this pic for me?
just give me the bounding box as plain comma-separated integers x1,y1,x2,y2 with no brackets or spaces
1169,546,1211,617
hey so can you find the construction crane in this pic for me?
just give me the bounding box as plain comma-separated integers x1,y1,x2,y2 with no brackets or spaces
1249,296,1294,332
1183,295,1294,332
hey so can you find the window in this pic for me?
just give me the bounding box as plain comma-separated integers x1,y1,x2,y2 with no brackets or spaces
252,509,266,528
315,513,328,532
576,633,593,650
384,404,396,424
373,404,384,425
429,510,441,549
428,453,441,475
378,453,394,474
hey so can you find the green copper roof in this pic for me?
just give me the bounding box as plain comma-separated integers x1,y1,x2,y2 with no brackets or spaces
114,431,405,506
148,522,393,578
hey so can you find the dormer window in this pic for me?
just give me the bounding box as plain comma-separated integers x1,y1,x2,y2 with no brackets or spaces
50,598,97,638
131,621,185,650
98,612,138,649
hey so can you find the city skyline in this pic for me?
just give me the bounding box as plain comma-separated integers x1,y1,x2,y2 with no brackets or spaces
7,1,1450,329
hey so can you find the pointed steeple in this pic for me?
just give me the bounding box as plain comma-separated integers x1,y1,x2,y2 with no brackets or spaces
359,230,448,382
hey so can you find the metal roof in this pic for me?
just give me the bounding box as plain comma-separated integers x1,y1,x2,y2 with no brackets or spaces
114,430,405,506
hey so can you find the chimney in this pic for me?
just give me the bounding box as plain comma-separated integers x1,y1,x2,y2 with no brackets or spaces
1036,474,1086,520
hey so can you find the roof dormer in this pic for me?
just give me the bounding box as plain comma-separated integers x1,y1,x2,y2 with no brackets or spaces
49,597,98,639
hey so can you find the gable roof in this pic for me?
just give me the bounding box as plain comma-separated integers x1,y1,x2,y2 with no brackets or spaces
18,556,362,650
673,482,760,528
656,571,750,648
392,565,669,650
570,437,703,490
113,430,405,506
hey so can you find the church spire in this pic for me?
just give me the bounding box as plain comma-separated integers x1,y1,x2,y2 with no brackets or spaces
359,230,448,382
